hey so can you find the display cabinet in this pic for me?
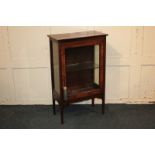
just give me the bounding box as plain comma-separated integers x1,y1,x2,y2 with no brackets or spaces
48,31,108,124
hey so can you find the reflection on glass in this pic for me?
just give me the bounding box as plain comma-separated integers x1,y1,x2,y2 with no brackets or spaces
65,45,100,97
94,45,99,85
53,41,60,95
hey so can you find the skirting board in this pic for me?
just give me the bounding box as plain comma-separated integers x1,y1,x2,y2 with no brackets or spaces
0,98,155,105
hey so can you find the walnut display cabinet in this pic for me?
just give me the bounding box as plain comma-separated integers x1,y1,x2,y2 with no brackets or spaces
48,31,108,124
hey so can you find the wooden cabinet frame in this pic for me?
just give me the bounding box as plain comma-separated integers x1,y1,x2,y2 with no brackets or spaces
48,31,108,124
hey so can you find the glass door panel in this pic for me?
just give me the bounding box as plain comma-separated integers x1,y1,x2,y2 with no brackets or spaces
65,44,100,98
52,41,60,95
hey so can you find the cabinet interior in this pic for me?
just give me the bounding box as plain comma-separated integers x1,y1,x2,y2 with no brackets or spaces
65,45,100,96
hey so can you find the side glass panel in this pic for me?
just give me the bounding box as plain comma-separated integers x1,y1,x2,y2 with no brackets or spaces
94,45,99,85
65,45,100,97
53,41,60,95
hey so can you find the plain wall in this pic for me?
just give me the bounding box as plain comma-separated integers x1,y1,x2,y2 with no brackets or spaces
0,26,155,105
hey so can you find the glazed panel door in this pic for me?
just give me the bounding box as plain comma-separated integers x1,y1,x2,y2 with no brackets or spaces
60,37,106,101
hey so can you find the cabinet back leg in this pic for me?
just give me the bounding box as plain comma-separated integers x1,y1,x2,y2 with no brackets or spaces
92,98,95,106
102,97,105,114
53,99,56,115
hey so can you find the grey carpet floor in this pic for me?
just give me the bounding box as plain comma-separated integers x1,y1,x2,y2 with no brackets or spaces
0,104,155,129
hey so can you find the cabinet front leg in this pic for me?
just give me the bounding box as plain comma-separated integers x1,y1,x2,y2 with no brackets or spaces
60,104,64,124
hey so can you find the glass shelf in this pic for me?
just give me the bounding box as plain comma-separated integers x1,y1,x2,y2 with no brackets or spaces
66,61,99,72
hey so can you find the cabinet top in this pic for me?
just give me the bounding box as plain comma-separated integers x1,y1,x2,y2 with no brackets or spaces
48,31,108,41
